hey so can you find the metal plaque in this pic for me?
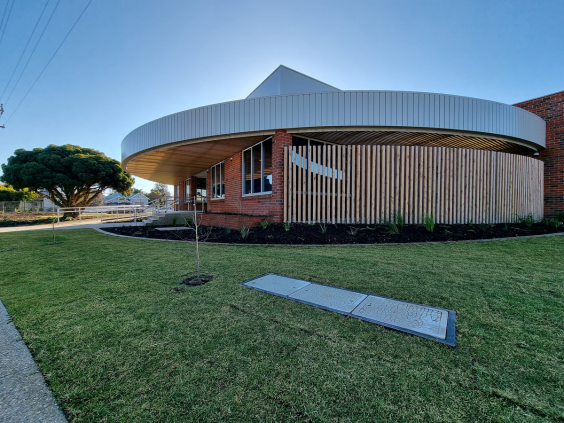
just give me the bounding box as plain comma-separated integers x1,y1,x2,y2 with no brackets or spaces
288,284,367,315
242,274,311,297
351,296,449,339
240,274,456,345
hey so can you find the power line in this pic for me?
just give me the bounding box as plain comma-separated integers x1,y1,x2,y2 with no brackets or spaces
2,0,61,106
0,0,51,102
2,0,93,125
0,0,10,34
0,0,15,49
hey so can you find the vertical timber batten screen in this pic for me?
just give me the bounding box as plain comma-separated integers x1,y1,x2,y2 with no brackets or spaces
283,146,543,224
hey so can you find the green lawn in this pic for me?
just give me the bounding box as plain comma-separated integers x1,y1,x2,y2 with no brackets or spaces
0,230,563,422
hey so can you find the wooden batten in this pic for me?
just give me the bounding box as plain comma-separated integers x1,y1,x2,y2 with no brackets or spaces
284,146,543,225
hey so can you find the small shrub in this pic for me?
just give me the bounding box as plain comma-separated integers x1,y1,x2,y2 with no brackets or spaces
384,220,400,235
348,227,359,236
64,216,73,221
225,227,231,235
319,223,327,234
467,219,473,227
283,221,291,231
541,218,562,228
171,216,178,226
240,225,250,239
517,213,535,227
555,212,564,223
503,223,510,231
423,214,435,232
393,211,405,228
183,216,193,226
479,223,493,231
261,219,269,229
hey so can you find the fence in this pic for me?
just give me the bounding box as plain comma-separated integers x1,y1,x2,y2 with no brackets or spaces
283,145,544,224
0,201,50,213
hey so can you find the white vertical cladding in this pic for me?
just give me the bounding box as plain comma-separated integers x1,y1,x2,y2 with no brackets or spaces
122,90,546,162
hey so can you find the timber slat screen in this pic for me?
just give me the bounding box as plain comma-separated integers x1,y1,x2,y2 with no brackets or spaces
283,145,543,224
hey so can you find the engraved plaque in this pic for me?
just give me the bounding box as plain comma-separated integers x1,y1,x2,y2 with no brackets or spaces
351,296,449,339
288,284,367,314
243,274,311,297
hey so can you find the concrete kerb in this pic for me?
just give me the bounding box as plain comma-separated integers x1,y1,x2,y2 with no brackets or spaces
0,300,67,423
93,227,564,247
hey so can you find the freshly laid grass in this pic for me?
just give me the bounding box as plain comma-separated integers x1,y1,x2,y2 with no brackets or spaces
0,230,563,422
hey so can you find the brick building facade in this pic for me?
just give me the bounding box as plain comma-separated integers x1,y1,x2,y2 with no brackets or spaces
514,90,564,217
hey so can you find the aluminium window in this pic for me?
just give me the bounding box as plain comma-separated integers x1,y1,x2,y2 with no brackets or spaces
210,162,225,199
242,137,272,195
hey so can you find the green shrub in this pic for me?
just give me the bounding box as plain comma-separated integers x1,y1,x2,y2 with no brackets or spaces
240,225,250,239
555,212,564,223
283,221,291,231
467,219,473,227
319,223,327,234
261,219,269,229
479,223,493,231
348,227,359,236
503,223,510,231
423,214,435,232
541,218,562,228
517,213,535,227
225,227,231,235
384,220,400,235
183,216,193,226
171,216,178,226
393,210,405,228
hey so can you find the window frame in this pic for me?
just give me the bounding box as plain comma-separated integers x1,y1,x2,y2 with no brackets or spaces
242,137,273,197
210,161,225,200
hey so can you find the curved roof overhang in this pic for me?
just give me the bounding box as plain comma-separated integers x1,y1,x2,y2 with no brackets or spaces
122,91,546,184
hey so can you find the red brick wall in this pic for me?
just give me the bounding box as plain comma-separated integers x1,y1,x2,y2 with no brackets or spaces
514,91,564,217
199,213,271,229
206,130,292,222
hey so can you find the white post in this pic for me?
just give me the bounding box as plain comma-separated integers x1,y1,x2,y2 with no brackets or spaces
134,208,137,224
57,209,60,224
79,208,82,221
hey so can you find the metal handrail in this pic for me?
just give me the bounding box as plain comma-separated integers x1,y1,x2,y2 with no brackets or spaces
54,194,208,225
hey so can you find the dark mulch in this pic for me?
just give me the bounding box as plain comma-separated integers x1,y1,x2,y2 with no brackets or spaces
181,275,214,286
100,221,564,245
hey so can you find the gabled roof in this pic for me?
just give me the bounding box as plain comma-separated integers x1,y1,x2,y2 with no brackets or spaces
247,65,340,99
104,193,122,200
128,192,149,199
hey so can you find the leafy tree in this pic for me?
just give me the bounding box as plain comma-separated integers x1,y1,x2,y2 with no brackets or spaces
153,182,171,197
131,188,149,196
0,184,40,201
1,145,134,214
147,190,161,202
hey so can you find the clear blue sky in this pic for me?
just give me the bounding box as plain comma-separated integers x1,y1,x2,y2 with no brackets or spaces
0,0,562,192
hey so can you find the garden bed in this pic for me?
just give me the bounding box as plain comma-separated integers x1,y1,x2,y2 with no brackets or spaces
101,220,564,244
0,212,58,227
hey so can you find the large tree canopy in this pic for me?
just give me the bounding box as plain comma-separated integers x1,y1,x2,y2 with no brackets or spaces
1,144,134,209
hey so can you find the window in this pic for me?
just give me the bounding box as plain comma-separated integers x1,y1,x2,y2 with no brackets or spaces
242,137,273,195
210,162,225,199
196,177,206,200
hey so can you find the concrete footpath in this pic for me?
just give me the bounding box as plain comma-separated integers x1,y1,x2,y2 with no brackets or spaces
0,300,66,422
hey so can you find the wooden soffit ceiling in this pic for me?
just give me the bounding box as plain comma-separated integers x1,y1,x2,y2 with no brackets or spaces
125,130,533,185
